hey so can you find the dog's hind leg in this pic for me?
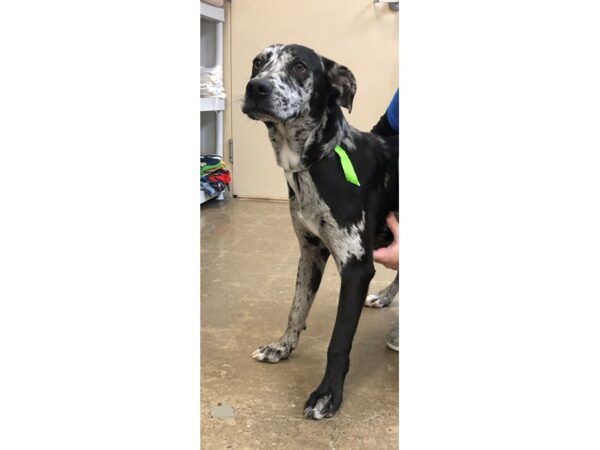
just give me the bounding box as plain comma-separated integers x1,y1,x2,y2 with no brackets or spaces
252,233,329,363
364,272,398,308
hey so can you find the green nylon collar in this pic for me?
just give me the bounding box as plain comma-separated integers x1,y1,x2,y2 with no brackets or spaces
334,145,360,187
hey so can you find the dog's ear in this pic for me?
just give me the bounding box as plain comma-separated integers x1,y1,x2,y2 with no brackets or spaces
322,57,357,113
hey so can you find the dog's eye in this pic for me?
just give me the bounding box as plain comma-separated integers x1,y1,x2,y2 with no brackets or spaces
293,62,306,73
253,60,263,70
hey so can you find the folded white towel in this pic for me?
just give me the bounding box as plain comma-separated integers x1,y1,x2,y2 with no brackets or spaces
201,66,226,98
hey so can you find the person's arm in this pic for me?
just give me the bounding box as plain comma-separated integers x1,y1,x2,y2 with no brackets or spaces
373,213,399,270
370,89,399,137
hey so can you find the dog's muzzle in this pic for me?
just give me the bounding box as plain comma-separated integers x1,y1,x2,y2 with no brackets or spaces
246,79,273,98
242,79,276,119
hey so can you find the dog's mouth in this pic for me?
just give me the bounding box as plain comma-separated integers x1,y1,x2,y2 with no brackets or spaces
241,99,279,122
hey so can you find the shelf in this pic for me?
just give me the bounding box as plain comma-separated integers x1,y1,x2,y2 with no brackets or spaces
200,1,227,205
201,189,224,204
201,189,217,204
200,97,225,112
200,2,224,22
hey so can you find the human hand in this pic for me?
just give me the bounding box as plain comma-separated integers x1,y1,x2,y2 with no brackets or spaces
373,213,399,270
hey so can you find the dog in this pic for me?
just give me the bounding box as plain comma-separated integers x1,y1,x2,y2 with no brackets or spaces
242,44,398,420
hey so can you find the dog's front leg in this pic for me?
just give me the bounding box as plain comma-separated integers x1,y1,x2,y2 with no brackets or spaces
304,257,375,419
252,233,329,363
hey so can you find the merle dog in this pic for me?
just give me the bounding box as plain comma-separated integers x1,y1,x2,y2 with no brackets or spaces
242,44,398,420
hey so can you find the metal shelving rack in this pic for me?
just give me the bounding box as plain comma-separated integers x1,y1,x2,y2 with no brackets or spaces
201,1,225,204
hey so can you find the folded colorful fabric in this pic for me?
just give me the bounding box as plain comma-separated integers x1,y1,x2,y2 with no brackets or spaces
200,155,231,196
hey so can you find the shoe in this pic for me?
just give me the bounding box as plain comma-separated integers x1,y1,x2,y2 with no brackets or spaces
385,324,398,352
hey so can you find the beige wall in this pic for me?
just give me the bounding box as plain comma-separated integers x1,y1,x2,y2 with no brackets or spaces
224,0,398,199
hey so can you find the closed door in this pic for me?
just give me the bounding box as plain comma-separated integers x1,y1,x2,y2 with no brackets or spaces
230,0,398,199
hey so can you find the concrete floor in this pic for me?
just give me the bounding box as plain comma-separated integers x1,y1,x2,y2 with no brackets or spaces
201,198,398,449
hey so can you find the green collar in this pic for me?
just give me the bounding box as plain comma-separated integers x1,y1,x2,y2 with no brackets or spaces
334,145,361,186
281,144,360,187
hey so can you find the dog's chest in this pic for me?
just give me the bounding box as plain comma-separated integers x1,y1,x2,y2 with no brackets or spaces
285,171,325,237
285,168,367,269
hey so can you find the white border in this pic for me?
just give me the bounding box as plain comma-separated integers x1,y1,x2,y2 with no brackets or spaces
400,1,600,448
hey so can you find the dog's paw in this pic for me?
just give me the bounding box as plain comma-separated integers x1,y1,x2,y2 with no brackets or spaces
364,292,392,308
304,388,342,420
251,342,291,363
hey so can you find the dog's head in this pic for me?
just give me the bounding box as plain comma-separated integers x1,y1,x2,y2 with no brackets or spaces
242,44,356,123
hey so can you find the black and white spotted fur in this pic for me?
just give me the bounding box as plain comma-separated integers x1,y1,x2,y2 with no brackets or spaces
243,44,398,420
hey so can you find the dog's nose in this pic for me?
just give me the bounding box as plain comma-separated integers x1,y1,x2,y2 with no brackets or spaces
246,79,272,97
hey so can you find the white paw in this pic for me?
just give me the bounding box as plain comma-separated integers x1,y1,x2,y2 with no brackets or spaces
304,394,338,420
251,342,291,363
304,395,332,420
365,293,392,308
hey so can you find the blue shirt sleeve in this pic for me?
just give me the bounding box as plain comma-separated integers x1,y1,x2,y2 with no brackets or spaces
385,89,399,133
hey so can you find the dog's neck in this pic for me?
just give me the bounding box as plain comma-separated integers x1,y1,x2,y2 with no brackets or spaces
266,106,352,172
